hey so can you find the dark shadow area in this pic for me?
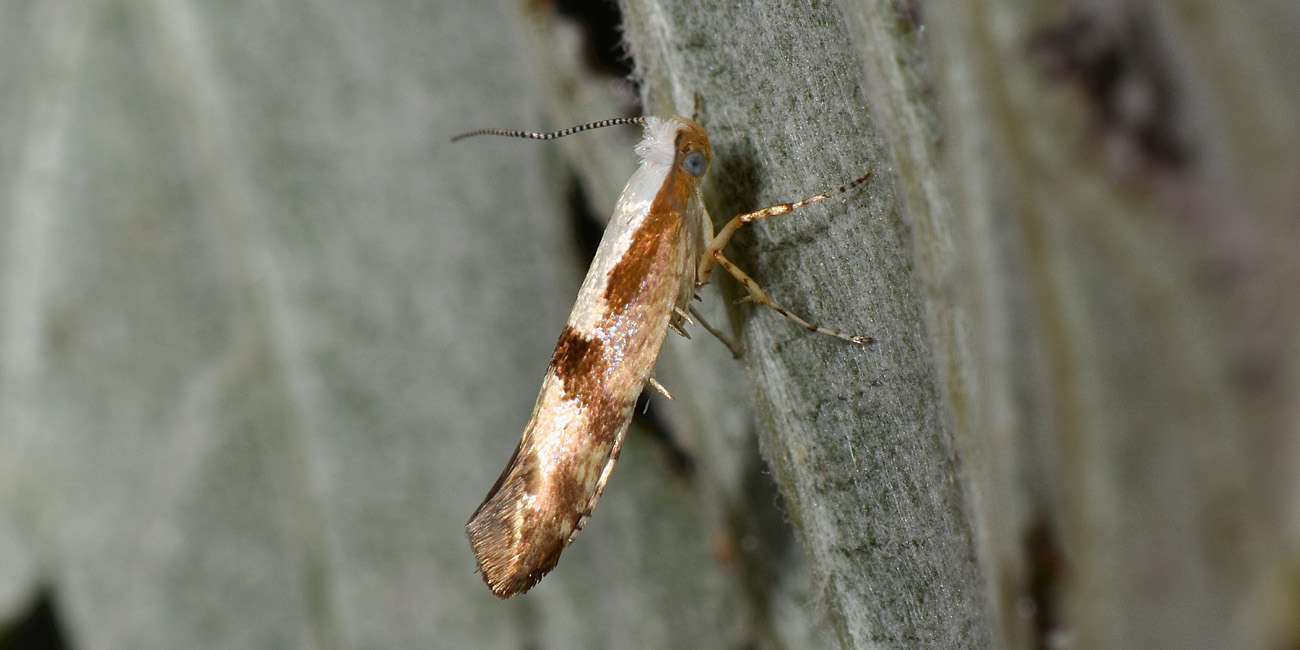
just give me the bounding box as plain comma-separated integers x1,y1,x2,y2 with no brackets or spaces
632,393,696,478
551,0,633,79
1024,514,1067,650
0,591,70,650
727,431,802,647
565,178,604,267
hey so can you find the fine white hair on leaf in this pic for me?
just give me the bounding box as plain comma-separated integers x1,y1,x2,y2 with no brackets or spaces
634,116,680,172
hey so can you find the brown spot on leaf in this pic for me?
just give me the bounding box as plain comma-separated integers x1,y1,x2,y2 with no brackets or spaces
1030,4,1189,171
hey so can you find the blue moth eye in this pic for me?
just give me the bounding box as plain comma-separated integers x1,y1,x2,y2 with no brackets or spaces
682,151,708,176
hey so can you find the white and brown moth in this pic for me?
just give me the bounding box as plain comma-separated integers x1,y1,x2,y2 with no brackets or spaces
455,114,871,598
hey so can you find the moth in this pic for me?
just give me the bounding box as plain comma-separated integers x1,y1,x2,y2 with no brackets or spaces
455,113,871,598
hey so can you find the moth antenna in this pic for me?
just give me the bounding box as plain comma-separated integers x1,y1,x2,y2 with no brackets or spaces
451,117,648,143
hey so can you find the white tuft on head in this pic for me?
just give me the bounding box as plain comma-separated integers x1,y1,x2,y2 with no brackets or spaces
634,117,680,173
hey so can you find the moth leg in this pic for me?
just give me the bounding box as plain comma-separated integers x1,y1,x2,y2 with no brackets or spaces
674,306,696,325
697,172,872,286
688,306,743,358
647,376,674,401
670,302,742,356
709,250,873,345
669,306,694,339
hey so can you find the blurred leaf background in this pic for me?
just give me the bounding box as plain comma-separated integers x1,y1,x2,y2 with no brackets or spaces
3,0,1299,649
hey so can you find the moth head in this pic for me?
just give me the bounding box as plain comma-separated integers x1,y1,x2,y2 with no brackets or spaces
673,117,713,178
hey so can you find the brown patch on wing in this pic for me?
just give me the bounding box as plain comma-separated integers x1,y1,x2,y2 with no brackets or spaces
465,385,633,597
603,196,680,313
549,325,608,401
467,328,636,597
603,125,711,314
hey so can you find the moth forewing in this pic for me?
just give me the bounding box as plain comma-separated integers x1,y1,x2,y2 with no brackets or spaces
465,117,712,597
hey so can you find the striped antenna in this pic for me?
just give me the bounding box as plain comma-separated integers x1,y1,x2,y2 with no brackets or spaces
451,117,648,143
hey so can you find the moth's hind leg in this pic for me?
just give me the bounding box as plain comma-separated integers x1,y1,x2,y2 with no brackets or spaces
669,306,694,339
687,305,743,358
672,304,743,358
709,250,873,345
